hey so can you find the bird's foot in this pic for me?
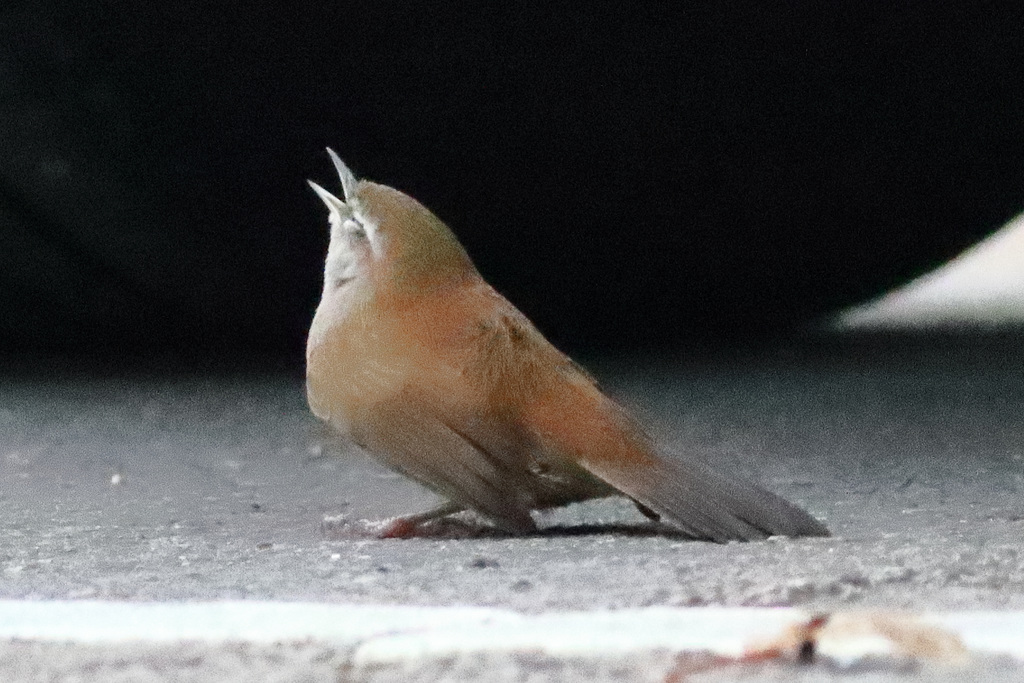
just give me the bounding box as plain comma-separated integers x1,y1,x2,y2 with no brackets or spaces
320,514,432,539
378,516,422,539
322,501,495,539
377,513,499,539
375,501,469,538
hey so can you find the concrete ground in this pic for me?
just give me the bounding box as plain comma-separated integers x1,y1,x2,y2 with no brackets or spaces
2,333,1024,680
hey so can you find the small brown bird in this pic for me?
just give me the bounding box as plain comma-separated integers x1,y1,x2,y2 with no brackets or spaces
306,150,828,541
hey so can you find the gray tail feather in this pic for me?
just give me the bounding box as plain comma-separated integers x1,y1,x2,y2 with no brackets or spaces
585,451,829,542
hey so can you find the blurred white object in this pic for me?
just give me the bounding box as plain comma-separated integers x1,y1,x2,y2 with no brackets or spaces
838,212,1024,329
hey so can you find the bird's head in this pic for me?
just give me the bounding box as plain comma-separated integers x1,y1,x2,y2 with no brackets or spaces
308,149,475,298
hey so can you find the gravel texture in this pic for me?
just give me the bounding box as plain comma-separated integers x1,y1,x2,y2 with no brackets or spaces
2,334,1023,680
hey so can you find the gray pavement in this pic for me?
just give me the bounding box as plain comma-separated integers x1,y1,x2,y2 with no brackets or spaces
2,334,1024,680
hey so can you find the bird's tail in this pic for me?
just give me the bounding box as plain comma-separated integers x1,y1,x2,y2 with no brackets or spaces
527,377,829,542
580,445,829,542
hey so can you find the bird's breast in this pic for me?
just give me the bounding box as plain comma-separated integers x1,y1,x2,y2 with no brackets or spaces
305,292,420,436
305,280,511,440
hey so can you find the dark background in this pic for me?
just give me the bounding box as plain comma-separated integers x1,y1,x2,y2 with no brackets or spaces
3,3,1024,363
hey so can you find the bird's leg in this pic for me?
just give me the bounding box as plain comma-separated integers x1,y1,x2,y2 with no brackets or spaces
379,500,467,538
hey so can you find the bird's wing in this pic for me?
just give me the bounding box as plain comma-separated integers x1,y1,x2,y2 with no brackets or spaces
356,388,538,535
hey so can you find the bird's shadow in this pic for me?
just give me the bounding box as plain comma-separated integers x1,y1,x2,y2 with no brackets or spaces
321,516,696,541
536,522,694,540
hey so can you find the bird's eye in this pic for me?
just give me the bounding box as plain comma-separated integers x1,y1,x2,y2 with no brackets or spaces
332,275,355,289
343,219,367,240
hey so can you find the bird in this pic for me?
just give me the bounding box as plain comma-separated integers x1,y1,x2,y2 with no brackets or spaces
305,149,829,542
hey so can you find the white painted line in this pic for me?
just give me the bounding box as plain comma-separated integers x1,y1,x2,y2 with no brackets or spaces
929,611,1024,658
351,606,800,664
0,600,516,644
0,601,1022,665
